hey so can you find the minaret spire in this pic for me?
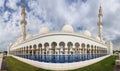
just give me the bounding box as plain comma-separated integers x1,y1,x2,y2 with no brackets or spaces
21,3,27,41
98,4,103,41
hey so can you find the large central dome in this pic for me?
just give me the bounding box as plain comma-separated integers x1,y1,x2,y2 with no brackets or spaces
62,24,74,33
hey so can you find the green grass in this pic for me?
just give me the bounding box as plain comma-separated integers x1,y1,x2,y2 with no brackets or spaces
5,56,50,71
5,56,116,71
71,56,116,71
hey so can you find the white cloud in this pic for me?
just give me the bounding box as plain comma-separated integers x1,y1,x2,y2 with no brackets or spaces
6,0,20,10
0,0,120,51
3,11,11,21
0,0,4,7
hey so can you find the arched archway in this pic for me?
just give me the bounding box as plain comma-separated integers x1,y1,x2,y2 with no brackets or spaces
91,45,93,58
51,42,57,55
75,42,80,54
67,42,73,54
87,44,90,53
87,44,90,59
97,46,100,57
59,42,65,54
81,43,85,53
23,47,25,57
33,44,37,55
33,44,37,59
44,42,49,54
94,46,96,58
38,43,42,55
81,43,85,60
29,45,32,55
26,46,28,58
26,46,28,54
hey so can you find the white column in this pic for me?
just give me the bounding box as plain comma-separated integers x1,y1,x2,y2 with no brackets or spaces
65,44,67,55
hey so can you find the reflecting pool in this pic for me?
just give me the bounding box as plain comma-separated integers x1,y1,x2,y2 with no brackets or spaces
15,54,107,63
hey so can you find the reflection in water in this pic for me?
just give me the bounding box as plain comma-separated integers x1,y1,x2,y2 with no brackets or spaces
15,54,107,63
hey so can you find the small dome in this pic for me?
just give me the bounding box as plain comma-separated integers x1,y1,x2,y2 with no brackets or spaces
102,40,105,43
9,43,13,46
14,42,18,46
9,43,13,48
39,26,49,34
17,37,23,43
26,34,32,40
83,30,91,37
62,24,74,33
96,36,100,40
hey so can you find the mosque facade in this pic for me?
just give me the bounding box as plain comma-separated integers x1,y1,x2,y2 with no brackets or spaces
8,4,113,70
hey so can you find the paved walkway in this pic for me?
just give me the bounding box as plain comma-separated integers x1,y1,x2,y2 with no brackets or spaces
114,65,120,71
0,53,3,70
1,57,8,71
114,54,120,71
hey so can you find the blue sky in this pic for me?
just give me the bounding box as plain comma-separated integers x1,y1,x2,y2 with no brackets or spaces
0,0,120,51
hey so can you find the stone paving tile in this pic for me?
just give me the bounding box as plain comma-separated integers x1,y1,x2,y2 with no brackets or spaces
1,57,8,71
114,65,120,71
0,53,3,70
114,54,120,71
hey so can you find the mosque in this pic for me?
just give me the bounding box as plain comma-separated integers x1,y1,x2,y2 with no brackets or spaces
8,4,113,70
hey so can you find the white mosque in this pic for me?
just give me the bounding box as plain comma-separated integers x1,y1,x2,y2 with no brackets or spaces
8,4,113,70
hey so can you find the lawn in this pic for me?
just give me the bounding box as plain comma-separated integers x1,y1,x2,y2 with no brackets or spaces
5,56,50,71
5,56,116,71
71,56,116,71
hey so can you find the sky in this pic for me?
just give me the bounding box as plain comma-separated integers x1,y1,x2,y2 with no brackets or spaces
0,0,120,52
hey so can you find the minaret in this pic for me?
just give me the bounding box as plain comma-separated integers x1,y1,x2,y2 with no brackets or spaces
21,4,27,41
98,4,103,41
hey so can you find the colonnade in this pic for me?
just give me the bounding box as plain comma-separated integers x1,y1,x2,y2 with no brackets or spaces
10,42,107,58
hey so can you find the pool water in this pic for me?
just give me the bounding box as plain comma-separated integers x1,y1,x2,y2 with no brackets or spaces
15,54,107,63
